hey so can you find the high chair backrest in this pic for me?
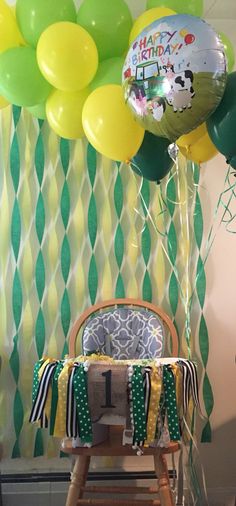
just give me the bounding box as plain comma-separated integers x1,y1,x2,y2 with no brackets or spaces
69,298,178,359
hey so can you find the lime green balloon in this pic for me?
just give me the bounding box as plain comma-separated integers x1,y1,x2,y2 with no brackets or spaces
16,0,76,47
27,102,46,119
0,47,52,107
146,0,203,17
77,0,133,61
89,57,124,92
219,32,235,72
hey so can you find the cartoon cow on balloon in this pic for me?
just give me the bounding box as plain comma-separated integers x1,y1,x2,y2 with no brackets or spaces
166,69,195,113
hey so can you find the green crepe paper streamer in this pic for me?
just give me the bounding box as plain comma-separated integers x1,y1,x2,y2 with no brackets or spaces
115,273,125,298
142,225,151,266
114,172,123,219
201,375,214,442
36,193,45,244
169,272,179,316
167,221,177,265
142,271,152,302
199,316,209,368
61,184,70,229
12,389,24,458
34,429,44,457
115,224,124,269
196,257,206,309
114,166,125,298
60,139,71,365
36,251,45,303
12,270,23,329
60,138,70,177
9,335,20,384
201,421,212,443
203,373,214,418
194,193,203,250
87,143,97,187
11,201,21,261
61,340,69,358
61,236,71,284
61,290,71,337
10,107,23,458
88,255,98,305
141,179,150,216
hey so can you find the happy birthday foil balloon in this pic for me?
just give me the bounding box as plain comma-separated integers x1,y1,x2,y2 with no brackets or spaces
122,15,227,141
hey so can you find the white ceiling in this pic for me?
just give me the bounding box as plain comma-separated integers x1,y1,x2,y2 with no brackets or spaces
6,0,236,19
6,0,236,53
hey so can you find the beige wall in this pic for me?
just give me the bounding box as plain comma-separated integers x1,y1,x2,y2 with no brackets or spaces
199,154,236,488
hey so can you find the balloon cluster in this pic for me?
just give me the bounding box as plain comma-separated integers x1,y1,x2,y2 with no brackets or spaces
0,0,235,182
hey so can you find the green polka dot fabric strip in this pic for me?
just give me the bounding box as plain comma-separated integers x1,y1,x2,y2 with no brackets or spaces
162,365,180,441
131,366,147,445
72,364,92,444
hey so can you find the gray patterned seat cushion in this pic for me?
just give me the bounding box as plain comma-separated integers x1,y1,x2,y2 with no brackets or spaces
82,308,165,359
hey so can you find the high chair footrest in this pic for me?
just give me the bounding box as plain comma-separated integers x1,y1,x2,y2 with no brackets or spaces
82,485,159,494
77,500,161,506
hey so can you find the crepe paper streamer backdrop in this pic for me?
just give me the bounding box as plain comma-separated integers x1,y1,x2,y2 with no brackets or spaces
0,106,212,459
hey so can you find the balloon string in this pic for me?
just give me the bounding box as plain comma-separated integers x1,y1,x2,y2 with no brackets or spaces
125,159,236,360
182,416,209,506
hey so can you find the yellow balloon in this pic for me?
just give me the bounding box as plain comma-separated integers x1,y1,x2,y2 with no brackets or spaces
129,7,176,43
46,87,90,139
37,22,98,92
82,85,145,162
177,123,218,164
0,0,25,52
0,94,9,109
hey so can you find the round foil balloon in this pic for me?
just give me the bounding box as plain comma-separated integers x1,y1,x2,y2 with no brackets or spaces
122,14,227,141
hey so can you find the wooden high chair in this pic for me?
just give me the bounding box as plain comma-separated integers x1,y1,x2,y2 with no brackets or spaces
62,298,180,506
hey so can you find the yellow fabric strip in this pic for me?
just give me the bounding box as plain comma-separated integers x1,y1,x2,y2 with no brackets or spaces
54,360,74,437
145,365,162,445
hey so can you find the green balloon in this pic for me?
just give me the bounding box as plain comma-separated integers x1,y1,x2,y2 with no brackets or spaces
16,0,76,47
0,47,52,107
131,132,173,183
207,72,236,168
77,0,133,61
27,101,46,120
89,57,124,92
219,32,235,73
146,0,203,17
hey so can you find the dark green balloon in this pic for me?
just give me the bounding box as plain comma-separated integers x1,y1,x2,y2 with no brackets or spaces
131,132,173,183
207,72,236,168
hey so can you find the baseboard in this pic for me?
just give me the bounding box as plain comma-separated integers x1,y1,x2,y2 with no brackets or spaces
1,473,235,506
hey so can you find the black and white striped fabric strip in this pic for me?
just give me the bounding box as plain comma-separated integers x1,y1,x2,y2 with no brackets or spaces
178,360,200,414
143,367,152,424
29,362,57,423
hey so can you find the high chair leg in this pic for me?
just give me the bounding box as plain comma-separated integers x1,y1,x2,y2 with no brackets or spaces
66,456,90,506
154,453,175,506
